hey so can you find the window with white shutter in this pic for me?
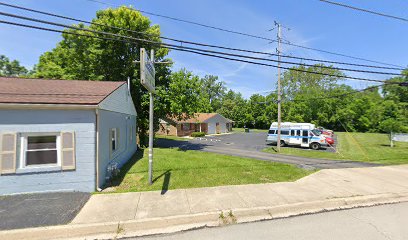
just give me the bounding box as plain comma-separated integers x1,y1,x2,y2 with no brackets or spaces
61,132,76,170
0,133,17,175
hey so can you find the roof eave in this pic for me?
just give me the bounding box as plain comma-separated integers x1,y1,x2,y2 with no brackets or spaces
0,103,98,110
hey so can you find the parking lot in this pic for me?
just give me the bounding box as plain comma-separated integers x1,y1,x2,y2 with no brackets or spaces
156,132,378,170
192,132,337,153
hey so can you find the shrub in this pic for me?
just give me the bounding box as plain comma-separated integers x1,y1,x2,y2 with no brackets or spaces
191,132,205,137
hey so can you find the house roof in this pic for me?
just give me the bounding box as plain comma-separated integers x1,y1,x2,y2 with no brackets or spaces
165,113,233,124
0,77,126,105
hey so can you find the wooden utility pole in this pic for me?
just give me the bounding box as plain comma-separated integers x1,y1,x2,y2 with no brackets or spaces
276,22,282,152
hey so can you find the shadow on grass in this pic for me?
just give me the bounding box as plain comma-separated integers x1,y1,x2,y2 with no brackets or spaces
108,149,144,188
152,170,172,195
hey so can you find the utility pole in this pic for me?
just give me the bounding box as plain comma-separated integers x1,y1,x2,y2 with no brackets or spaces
276,21,282,152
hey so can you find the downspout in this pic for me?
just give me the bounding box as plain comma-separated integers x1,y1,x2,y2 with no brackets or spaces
95,108,101,192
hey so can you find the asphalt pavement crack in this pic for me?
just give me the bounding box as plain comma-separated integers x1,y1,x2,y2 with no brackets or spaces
347,212,393,240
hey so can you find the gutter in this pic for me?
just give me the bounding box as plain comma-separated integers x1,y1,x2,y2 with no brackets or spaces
95,109,100,191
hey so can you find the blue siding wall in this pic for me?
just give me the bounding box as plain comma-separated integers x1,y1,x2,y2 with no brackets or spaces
98,109,137,188
0,109,96,195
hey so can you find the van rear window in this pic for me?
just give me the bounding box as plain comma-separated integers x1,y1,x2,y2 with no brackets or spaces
268,130,275,134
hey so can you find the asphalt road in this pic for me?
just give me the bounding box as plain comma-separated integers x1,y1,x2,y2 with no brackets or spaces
0,192,90,230
156,132,378,170
138,202,408,240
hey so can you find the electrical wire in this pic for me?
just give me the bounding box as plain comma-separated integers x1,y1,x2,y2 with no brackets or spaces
320,0,408,23
257,81,403,104
82,0,405,68
0,12,404,76
0,1,405,71
282,40,405,68
0,18,393,83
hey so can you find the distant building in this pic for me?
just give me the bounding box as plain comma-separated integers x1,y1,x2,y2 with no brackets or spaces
0,77,137,195
158,113,233,137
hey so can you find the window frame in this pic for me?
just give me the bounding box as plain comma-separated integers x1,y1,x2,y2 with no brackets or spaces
128,124,133,145
111,128,118,153
19,132,61,169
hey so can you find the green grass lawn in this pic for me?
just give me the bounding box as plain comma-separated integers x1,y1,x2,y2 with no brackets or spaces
263,132,408,165
107,148,313,193
232,127,268,133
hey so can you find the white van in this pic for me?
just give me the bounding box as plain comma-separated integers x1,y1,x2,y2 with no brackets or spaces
266,122,328,150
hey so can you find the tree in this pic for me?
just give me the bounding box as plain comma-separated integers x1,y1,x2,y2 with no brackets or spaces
33,7,179,145
200,75,227,111
383,70,408,103
217,90,247,127
161,69,205,119
0,55,29,77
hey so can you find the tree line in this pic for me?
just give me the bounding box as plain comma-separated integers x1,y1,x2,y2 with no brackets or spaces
1,6,407,144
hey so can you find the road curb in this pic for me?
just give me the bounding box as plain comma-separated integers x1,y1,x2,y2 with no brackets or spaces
1,192,408,240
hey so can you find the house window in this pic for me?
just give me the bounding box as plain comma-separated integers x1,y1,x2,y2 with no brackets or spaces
111,128,118,152
24,135,59,167
129,125,133,143
182,123,189,131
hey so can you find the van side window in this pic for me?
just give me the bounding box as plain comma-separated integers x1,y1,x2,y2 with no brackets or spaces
297,130,301,136
291,130,295,136
268,130,275,134
302,130,308,136
281,130,289,135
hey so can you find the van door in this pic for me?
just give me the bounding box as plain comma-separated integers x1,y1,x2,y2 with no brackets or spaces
291,129,302,146
301,130,309,147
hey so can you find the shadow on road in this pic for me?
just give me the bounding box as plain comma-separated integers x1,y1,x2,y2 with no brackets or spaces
155,138,211,151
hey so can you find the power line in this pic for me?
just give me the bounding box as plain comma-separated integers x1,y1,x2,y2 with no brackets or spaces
257,82,403,104
1,8,404,76
320,0,408,23
281,40,405,68
86,0,273,41
82,0,405,68
0,10,405,78
0,18,389,83
287,82,400,102
0,1,405,71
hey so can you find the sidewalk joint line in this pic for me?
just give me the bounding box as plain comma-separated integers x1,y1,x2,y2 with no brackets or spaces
184,189,193,214
133,193,142,220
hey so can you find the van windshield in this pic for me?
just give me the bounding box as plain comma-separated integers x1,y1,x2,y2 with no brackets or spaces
311,129,321,136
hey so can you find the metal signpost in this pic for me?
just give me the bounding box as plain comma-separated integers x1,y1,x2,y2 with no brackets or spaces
140,48,155,185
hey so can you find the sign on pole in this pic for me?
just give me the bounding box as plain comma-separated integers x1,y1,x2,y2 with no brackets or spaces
140,48,156,93
140,48,155,185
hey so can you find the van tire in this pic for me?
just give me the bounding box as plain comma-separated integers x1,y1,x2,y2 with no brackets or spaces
280,140,286,147
310,142,320,150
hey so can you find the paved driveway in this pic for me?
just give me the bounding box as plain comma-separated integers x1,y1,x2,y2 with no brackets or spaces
0,192,90,230
156,132,379,170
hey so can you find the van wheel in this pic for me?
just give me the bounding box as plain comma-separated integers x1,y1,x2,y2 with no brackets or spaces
280,140,286,147
310,142,320,150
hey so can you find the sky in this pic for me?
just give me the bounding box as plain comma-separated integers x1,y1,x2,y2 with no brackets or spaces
0,0,407,98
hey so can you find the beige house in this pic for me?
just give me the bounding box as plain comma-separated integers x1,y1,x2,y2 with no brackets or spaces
157,113,233,137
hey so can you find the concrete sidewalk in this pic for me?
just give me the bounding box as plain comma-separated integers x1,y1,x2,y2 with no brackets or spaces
2,165,408,239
